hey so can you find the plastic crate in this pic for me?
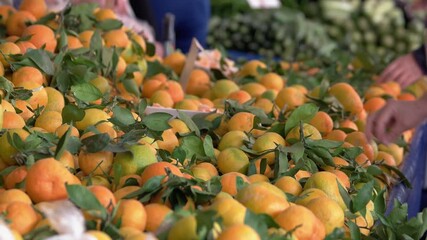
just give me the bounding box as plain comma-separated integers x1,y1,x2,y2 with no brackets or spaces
387,123,427,218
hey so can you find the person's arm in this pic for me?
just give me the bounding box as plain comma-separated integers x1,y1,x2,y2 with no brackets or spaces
377,48,425,88
366,93,427,144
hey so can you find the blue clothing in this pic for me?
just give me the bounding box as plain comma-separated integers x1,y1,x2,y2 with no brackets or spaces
148,0,210,52
413,45,427,75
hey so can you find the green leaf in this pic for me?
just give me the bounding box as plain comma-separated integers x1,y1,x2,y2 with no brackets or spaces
95,19,123,31
343,147,364,162
172,147,187,164
325,227,345,240
113,163,123,189
203,135,216,159
25,154,35,168
181,135,206,159
62,104,85,123
196,210,220,239
305,139,343,149
25,49,55,75
178,111,200,136
346,220,361,240
244,210,279,238
0,76,13,99
142,112,172,132
66,184,107,219
124,175,165,200
274,148,288,178
11,88,32,101
145,60,174,79
122,177,140,187
137,99,148,117
63,13,91,33
367,165,383,176
81,133,110,153
110,105,136,127
236,176,248,192
351,180,374,213
35,12,57,25
374,189,386,215
192,114,213,132
247,161,258,176
53,69,70,92
337,179,351,209
71,83,103,102
284,103,319,135
389,200,409,226
145,42,156,57
7,132,25,152
54,124,72,160
65,136,82,155
318,78,330,99
58,27,68,51
415,209,427,239
102,223,123,240
378,164,412,188
268,122,285,135
285,142,304,162
90,29,102,52
121,77,140,97
22,133,45,151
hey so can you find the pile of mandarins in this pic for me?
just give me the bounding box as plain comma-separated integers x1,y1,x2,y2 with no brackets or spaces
0,0,424,240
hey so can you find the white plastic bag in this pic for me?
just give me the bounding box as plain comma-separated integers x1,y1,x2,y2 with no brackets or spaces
38,200,96,240
0,219,15,240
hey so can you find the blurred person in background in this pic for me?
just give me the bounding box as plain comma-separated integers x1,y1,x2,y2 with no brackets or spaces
366,0,427,215
376,0,427,88
144,0,211,53
367,0,427,143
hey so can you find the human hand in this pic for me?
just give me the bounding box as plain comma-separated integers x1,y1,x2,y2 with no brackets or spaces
377,53,424,88
365,97,427,144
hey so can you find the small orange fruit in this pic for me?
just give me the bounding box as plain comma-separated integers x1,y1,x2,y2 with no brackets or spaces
217,147,249,174
274,205,326,240
329,82,363,114
2,202,38,235
275,87,306,111
186,69,211,97
217,224,261,240
274,176,302,196
19,0,47,19
88,185,116,212
236,181,290,217
113,199,147,231
22,24,57,52
6,11,36,36
259,72,284,91
140,162,183,186
220,172,250,196
144,203,173,232
26,158,81,203
163,52,186,75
